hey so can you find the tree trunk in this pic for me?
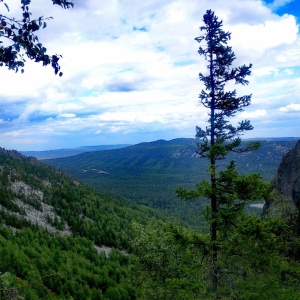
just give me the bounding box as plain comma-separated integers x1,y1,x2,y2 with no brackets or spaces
209,28,218,293
211,174,218,293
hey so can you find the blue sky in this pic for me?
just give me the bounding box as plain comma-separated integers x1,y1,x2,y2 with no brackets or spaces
0,0,299,150
264,0,300,17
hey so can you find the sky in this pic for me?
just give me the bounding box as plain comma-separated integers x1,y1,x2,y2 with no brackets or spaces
0,0,299,151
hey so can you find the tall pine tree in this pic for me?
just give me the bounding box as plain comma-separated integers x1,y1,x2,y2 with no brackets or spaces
177,9,269,294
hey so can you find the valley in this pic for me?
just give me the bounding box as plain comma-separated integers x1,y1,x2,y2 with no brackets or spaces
44,137,299,228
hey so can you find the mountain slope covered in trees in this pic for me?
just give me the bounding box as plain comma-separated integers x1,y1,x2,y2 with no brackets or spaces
45,138,298,228
0,147,160,299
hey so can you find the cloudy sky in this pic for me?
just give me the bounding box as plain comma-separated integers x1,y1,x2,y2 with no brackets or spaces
0,0,299,150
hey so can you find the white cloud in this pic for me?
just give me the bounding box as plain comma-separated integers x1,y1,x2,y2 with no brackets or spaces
58,113,76,118
279,103,300,112
268,0,294,10
238,110,267,119
0,0,299,150
229,15,297,53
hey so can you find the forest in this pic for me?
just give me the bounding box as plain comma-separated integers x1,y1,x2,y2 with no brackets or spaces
0,147,161,299
0,143,299,299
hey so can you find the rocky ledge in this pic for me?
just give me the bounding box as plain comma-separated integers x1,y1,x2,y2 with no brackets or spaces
273,140,300,206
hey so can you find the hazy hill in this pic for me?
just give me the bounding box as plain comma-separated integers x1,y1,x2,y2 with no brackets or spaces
45,137,299,228
21,144,131,159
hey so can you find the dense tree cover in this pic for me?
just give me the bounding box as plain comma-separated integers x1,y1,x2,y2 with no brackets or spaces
0,0,73,74
0,148,159,249
45,139,297,230
0,226,137,299
132,215,300,299
1,144,295,299
0,147,162,298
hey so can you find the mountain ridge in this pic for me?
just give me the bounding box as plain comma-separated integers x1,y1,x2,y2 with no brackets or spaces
22,137,299,160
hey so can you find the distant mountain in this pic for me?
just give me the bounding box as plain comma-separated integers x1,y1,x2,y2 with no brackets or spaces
248,137,299,141
45,137,299,228
21,144,131,159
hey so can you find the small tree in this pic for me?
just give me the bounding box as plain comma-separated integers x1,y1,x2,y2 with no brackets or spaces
0,0,74,75
177,9,270,294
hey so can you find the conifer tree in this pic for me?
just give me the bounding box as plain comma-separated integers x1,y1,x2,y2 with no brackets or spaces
177,9,270,294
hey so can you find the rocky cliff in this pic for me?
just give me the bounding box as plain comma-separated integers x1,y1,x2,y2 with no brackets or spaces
273,140,300,207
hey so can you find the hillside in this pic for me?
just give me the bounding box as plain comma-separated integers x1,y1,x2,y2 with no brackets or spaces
0,147,160,299
44,138,298,228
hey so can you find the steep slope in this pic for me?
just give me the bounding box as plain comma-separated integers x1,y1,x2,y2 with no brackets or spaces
0,147,160,299
0,147,157,246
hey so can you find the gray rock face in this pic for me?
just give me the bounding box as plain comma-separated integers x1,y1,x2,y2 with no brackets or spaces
274,140,300,206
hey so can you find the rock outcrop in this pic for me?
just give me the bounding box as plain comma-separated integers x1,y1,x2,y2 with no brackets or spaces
273,140,300,207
